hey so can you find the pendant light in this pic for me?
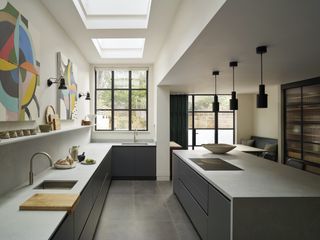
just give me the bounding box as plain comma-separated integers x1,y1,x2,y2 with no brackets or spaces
229,61,238,110
256,45,268,108
212,71,220,112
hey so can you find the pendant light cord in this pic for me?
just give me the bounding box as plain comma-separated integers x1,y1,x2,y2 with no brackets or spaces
260,53,263,85
214,75,217,95
232,66,235,91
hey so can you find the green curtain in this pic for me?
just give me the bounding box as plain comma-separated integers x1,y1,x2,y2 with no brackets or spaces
170,95,188,149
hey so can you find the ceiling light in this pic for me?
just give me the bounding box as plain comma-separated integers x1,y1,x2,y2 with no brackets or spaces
256,46,268,108
212,71,220,112
229,61,238,111
92,38,145,58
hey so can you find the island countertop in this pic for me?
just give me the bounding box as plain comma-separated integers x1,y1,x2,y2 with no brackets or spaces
173,148,320,199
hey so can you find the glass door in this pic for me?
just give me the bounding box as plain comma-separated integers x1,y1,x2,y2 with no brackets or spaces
188,95,234,149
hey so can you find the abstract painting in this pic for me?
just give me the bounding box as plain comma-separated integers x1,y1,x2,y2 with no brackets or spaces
57,52,78,120
0,1,40,121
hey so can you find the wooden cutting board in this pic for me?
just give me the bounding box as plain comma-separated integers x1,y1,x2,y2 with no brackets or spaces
19,193,79,212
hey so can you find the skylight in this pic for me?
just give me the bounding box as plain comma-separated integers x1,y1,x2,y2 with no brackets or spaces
73,0,152,29
92,38,145,58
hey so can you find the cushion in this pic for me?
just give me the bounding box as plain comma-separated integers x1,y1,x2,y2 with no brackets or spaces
264,143,277,152
240,139,255,146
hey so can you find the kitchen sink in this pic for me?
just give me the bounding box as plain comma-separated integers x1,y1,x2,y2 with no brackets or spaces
34,180,77,190
121,142,149,146
190,158,242,171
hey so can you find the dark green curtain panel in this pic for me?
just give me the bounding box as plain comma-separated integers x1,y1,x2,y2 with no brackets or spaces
170,95,188,149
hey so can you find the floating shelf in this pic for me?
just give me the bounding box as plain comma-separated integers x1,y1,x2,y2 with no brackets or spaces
0,125,93,147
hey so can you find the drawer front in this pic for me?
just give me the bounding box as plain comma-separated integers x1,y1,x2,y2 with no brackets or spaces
177,179,208,240
179,159,209,213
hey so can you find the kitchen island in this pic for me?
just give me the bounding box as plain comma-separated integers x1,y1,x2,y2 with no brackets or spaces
173,148,320,240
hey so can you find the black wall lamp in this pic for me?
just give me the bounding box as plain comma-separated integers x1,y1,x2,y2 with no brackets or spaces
79,92,91,100
256,45,268,108
229,61,238,110
212,70,220,112
47,76,67,90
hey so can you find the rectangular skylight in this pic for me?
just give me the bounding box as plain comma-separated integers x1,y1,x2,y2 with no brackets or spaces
92,38,145,58
73,0,152,29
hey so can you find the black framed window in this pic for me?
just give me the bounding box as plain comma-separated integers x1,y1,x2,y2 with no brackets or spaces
188,94,235,149
95,69,148,131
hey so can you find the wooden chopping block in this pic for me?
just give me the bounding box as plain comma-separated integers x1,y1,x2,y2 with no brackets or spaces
20,193,79,212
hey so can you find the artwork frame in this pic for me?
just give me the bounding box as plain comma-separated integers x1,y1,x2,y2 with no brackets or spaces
0,1,40,121
57,52,78,120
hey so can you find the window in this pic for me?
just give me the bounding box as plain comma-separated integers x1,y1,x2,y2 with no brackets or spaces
188,94,235,149
95,69,148,131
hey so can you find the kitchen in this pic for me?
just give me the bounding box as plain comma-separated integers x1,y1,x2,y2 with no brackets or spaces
0,0,319,240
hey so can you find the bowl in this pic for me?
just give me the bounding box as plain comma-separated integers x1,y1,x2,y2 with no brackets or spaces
202,144,236,154
39,124,52,133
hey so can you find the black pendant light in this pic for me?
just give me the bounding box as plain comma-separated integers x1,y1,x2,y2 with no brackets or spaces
256,45,268,108
212,71,220,112
229,61,238,110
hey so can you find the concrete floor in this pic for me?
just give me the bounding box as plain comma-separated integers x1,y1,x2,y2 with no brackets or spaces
94,181,200,240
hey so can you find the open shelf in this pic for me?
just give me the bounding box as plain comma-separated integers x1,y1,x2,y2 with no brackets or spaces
0,125,93,147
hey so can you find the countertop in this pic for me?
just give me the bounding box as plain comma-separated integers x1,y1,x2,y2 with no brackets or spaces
173,149,320,199
0,143,112,240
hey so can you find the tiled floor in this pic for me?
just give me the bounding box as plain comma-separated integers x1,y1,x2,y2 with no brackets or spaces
94,181,200,240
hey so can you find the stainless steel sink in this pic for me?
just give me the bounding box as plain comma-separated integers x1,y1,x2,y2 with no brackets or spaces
34,180,77,190
121,142,149,146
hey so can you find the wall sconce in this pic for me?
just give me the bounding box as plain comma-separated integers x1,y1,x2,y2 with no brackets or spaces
79,92,91,100
47,76,67,90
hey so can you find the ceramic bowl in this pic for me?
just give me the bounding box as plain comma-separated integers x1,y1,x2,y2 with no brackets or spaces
30,128,37,135
0,131,10,139
16,130,24,137
23,129,31,136
9,130,17,138
39,124,52,133
202,144,236,154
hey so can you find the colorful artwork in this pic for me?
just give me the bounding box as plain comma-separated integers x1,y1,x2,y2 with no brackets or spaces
0,1,40,121
57,52,78,120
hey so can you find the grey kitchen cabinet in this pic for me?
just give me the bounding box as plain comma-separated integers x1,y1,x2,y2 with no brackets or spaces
173,154,231,240
51,150,112,240
50,213,73,240
112,146,156,179
112,146,135,178
208,186,231,240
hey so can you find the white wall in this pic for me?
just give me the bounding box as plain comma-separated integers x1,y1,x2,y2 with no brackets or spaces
156,86,170,180
154,0,226,85
0,0,91,195
236,94,254,142
0,0,90,132
90,65,156,142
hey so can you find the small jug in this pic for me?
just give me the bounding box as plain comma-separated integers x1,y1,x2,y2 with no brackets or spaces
69,145,79,161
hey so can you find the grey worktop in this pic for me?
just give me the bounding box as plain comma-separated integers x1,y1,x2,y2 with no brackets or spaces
173,148,320,199
0,143,112,240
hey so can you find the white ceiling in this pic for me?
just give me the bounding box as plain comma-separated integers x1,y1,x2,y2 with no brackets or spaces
160,0,320,94
41,0,181,64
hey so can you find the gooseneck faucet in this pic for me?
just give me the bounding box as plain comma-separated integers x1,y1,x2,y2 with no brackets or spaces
29,152,53,185
133,129,138,143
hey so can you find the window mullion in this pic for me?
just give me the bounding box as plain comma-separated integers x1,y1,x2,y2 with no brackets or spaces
111,71,115,131
129,71,132,131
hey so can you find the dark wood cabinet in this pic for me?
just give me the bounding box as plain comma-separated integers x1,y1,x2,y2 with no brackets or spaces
112,146,156,179
50,213,74,240
282,77,320,174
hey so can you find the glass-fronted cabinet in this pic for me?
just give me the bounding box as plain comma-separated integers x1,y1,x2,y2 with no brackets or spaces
282,78,320,174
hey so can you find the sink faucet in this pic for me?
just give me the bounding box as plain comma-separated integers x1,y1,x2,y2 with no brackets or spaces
133,129,138,143
29,152,53,185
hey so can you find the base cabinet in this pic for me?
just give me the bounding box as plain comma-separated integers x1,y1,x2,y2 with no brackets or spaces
173,154,231,240
112,146,156,179
50,151,112,240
